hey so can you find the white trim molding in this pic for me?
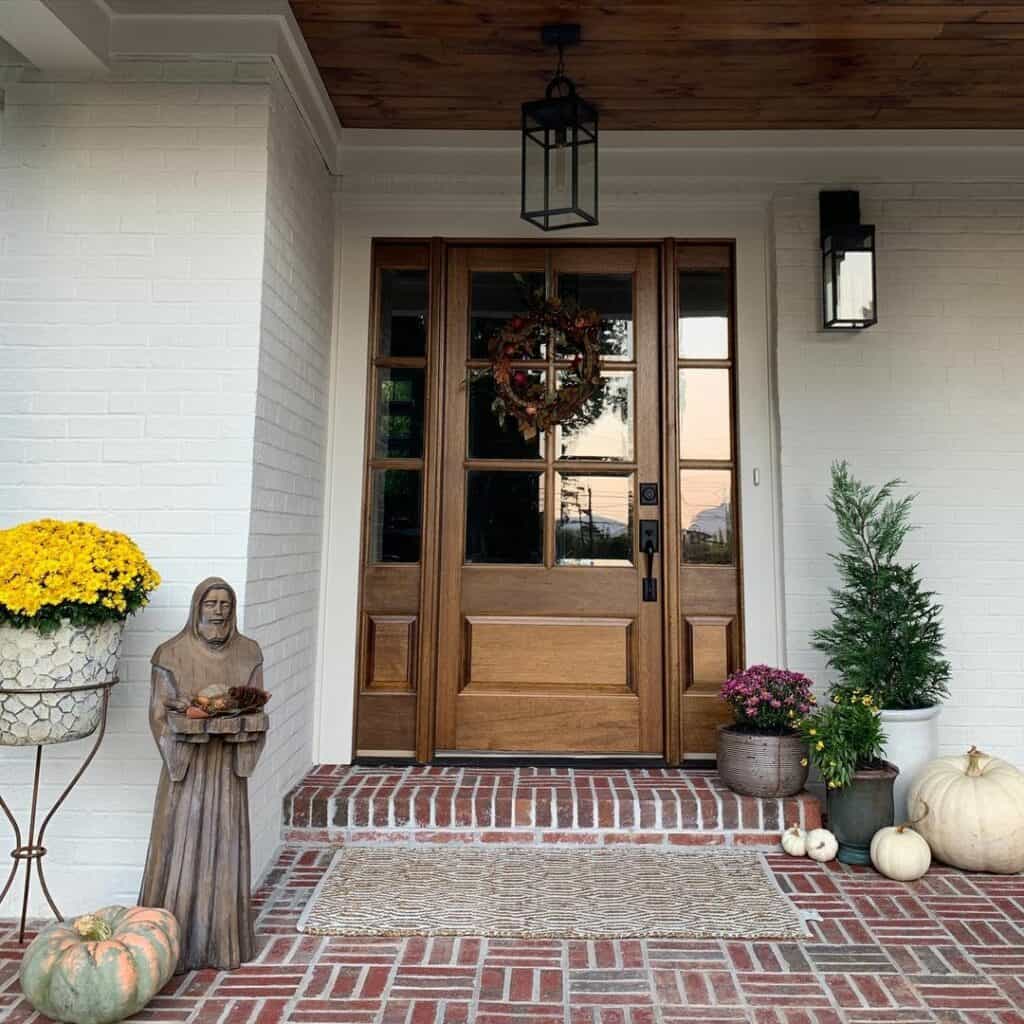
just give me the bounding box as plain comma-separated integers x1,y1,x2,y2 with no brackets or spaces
340,129,1024,192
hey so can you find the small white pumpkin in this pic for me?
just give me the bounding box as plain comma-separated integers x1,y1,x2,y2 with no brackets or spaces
909,745,1024,874
781,824,807,857
806,828,838,862
871,823,932,881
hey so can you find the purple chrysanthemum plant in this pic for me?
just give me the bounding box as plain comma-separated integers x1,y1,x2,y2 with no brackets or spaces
720,664,817,735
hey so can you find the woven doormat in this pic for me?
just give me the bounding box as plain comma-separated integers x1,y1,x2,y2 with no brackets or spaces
298,846,810,939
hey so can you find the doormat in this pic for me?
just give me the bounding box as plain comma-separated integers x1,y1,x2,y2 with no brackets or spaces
297,845,812,939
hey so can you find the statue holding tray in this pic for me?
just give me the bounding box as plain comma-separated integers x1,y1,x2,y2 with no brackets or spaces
140,577,270,973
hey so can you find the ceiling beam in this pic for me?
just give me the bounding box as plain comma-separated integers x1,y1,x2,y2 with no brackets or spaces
0,0,343,174
0,0,110,72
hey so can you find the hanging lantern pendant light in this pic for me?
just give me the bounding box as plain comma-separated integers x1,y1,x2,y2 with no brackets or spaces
521,24,599,231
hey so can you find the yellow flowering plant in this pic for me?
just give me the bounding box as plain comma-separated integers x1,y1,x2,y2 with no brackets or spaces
797,692,887,789
0,519,161,633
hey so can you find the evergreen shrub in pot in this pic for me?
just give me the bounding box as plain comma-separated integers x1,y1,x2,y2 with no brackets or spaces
717,665,816,798
813,462,951,821
800,692,896,865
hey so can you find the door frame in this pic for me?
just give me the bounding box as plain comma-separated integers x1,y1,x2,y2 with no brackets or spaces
351,237,745,765
317,204,783,769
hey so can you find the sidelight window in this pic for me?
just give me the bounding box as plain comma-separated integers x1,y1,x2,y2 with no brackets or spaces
677,264,736,565
368,256,429,564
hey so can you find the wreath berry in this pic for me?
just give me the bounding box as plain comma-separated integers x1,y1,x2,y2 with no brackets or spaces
488,296,604,440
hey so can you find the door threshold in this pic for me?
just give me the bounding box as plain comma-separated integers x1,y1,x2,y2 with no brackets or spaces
432,751,666,768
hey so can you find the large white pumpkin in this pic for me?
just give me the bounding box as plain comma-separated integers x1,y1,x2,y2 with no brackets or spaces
908,745,1024,874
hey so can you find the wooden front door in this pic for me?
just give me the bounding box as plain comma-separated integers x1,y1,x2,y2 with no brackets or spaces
435,246,664,755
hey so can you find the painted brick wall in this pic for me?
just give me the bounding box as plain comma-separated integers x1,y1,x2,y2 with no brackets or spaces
244,75,334,876
0,58,332,916
774,183,1024,766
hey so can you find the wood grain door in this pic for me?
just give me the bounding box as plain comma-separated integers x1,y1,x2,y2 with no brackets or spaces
435,245,664,755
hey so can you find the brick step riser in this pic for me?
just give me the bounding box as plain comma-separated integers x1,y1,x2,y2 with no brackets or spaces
284,827,805,849
282,767,823,851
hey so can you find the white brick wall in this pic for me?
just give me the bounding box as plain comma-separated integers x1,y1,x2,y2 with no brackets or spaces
0,58,333,916
774,183,1024,766
244,75,334,876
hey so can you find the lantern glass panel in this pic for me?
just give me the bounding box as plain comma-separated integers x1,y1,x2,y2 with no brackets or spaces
577,135,597,220
523,133,546,219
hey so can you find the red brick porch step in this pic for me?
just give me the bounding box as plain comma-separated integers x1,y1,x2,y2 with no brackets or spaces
282,766,821,848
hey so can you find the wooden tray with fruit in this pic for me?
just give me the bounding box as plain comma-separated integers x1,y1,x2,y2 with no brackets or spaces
165,684,270,744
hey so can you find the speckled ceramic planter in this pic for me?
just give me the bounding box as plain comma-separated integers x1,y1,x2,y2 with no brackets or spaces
0,619,123,746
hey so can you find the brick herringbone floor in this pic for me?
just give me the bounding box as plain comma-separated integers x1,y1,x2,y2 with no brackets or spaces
3,845,1022,1024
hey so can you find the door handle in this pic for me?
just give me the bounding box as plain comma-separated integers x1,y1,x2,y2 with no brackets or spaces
639,521,659,602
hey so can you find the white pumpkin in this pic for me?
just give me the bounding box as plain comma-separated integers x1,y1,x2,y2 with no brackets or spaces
806,828,838,862
909,745,1024,874
870,825,931,881
781,824,807,857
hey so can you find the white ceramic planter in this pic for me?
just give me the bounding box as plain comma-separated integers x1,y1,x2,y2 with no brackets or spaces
879,704,942,823
0,619,123,746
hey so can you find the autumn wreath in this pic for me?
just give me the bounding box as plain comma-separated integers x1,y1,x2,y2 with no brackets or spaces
488,297,603,440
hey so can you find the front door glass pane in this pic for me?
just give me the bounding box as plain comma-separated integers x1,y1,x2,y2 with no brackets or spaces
470,271,545,358
680,469,733,564
679,368,731,461
556,473,634,566
379,269,427,357
679,270,729,359
375,367,425,459
370,469,421,563
466,471,544,564
556,371,634,462
468,369,544,459
557,272,634,360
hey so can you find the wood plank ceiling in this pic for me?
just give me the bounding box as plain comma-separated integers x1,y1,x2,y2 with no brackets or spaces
290,1,1024,130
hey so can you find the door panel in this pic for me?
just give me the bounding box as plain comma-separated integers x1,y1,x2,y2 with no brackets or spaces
354,244,432,756
676,244,743,758
436,245,663,755
464,616,633,693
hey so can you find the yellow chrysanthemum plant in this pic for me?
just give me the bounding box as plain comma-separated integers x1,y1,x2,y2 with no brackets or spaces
0,519,161,634
797,690,887,790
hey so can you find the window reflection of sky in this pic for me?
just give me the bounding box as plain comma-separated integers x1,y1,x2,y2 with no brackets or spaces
557,372,633,461
680,315,728,359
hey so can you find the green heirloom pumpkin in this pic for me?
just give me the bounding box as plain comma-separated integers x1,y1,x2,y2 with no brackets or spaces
20,906,180,1024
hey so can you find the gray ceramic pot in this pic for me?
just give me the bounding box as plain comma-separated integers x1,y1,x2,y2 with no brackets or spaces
717,725,810,798
827,760,899,865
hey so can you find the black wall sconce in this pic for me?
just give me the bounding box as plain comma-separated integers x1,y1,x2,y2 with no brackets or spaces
820,190,877,329
521,24,599,231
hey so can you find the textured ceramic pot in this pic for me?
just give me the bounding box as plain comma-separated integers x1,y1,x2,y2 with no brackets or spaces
717,725,810,798
0,620,123,746
879,705,941,822
827,760,899,865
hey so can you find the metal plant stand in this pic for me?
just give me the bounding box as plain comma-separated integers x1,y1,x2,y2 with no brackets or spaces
0,677,118,943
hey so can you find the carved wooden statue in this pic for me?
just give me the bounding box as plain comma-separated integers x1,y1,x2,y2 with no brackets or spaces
140,577,267,973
